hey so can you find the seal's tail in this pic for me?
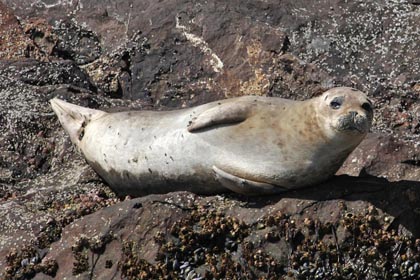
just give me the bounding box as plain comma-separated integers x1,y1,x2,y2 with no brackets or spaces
50,98,106,147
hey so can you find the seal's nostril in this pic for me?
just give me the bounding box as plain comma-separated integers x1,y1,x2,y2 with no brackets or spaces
362,102,372,112
349,111,358,117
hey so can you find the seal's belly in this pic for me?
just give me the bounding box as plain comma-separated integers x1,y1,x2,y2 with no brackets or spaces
194,119,343,189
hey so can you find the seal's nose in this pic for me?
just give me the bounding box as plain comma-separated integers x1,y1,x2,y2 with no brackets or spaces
349,111,358,118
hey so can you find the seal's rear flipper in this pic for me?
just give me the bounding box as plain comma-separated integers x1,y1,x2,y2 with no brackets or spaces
50,98,106,147
213,166,287,195
188,102,251,132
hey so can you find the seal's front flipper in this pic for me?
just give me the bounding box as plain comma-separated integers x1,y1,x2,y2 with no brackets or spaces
188,102,252,132
50,98,106,147
213,166,287,195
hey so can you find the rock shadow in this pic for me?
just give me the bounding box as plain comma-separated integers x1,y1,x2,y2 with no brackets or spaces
230,174,420,237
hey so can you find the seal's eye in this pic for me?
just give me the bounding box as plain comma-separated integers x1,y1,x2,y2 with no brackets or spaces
329,96,344,110
330,101,341,109
362,102,372,112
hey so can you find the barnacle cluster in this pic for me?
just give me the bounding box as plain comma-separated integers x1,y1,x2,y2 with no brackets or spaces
118,206,420,280
119,205,250,279
283,211,420,279
4,246,58,279
71,233,115,275
3,187,119,279
118,240,166,279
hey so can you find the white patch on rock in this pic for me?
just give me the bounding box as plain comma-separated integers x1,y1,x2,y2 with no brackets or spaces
32,0,75,9
175,16,224,73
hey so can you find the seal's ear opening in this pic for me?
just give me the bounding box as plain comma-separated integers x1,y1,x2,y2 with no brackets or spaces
361,102,373,113
50,98,106,147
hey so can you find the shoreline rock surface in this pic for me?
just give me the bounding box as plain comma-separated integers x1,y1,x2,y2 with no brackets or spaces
0,0,419,278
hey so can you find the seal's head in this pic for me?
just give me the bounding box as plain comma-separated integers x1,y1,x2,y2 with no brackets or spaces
316,87,373,143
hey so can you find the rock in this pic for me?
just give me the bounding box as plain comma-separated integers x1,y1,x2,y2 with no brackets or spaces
0,0,418,279
339,133,420,182
0,2,34,59
22,18,57,58
0,59,97,182
52,20,102,65
0,3,56,60
2,0,331,104
4,0,418,135
26,178,420,278
0,59,96,90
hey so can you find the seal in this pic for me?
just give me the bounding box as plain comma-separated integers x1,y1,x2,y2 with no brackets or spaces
50,87,373,196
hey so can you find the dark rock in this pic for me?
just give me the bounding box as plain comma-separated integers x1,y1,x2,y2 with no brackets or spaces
0,0,418,279
3,0,321,107
29,179,420,278
0,59,98,182
339,133,420,182
0,2,34,59
52,20,102,65
0,59,96,90
409,0,420,5
22,18,57,58
4,0,417,136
